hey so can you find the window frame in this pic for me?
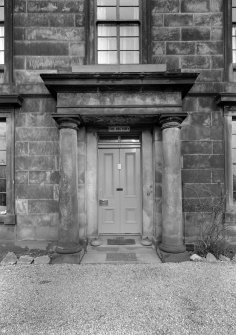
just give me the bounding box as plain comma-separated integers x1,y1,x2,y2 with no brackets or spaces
86,0,150,65
0,0,13,83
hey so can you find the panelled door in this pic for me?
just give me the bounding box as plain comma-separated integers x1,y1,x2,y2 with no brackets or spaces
98,147,141,234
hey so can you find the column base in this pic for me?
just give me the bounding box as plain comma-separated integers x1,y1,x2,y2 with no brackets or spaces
159,242,186,254
55,242,83,254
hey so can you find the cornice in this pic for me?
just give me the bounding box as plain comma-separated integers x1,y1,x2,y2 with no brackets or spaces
0,95,23,108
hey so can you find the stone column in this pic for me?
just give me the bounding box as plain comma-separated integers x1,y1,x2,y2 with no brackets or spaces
53,116,81,254
159,116,186,253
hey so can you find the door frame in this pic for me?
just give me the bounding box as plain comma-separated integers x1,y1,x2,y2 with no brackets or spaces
97,136,142,235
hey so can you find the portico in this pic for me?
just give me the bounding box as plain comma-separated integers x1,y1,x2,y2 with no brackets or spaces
41,67,198,254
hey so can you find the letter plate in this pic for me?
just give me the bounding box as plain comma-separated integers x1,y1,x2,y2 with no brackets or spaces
99,199,108,206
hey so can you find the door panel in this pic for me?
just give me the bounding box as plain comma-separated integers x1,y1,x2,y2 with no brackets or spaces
98,147,141,234
98,149,120,233
120,148,141,233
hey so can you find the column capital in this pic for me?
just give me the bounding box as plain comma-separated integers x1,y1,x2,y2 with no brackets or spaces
52,114,81,131
159,115,185,130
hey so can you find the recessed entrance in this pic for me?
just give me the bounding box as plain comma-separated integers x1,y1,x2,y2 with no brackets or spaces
98,136,141,234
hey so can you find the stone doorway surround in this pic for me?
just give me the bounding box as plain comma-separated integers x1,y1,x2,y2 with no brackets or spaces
41,66,198,254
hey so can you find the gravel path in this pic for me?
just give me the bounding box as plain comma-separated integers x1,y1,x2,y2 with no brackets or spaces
0,263,235,335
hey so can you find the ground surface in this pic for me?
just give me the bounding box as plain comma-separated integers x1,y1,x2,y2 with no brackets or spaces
0,263,235,335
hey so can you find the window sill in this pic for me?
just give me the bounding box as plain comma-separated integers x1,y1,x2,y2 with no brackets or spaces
0,214,16,225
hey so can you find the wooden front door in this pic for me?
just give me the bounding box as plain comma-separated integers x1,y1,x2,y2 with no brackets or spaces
98,147,141,234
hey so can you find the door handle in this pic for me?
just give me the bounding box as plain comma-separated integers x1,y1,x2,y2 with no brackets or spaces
99,199,108,206
116,188,123,191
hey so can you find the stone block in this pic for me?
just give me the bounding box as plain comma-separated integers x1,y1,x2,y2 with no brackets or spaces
15,156,56,171
14,28,26,41
18,255,34,264
26,27,84,41
35,226,58,241
34,255,50,264
183,183,221,198
28,1,84,13
164,14,193,27
182,28,210,41
29,142,59,156
54,185,59,201
181,126,211,141
15,185,54,199
183,154,224,169
182,169,211,183
181,56,210,69
211,126,223,140
152,27,180,41
197,70,223,82
210,0,223,12
15,42,69,56
17,213,58,227
213,141,223,154
15,171,28,184
14,13,48,27
15,127,58,141
166,42,195,55
14,0,27,13
28,200,58,213
152,0,179,13
152,42,165,55
16,224,36,240
26,112,55,127
196,42,223,55
22,97,56,114
166,56,180,71
194,13,223,26
15,113,27,127
47,14,75,27
152,14,163,27
183,197,220,212
14,71,44,84
29,171,59,184
75,14,85,27
182,97,198,112
1,252,17,265
181,0,210,13
15,142,29,156
14,57,25,69
211,56,224,69
26,56,71,71
69,43,85,57
212,169,224,183
16,199,28,214
0,225,15,241
181,141,212,154
198,97,219,112
211,28,223,41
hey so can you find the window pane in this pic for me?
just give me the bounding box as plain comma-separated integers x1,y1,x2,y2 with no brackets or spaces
0,7,4,21
98,51,118,64
233,8,236,22
120,37,139,50
98,24,117,37
0,151,6,165
0,0,4,6
0,178,6,192
233,0,236,7
233,25,236,36
120,0,139,6
120,51,139,64
0,38,4,50
98,37,117,50
97,7,116,20
0,193,6,206
0,26,4,37
0,166,6,178
97,0,116,5
120,25,139,36
119,7,139,20
0,51,4,65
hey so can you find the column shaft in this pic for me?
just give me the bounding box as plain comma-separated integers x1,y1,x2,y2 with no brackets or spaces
160,119,185,253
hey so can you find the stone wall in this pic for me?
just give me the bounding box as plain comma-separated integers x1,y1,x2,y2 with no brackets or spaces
15,97,59,242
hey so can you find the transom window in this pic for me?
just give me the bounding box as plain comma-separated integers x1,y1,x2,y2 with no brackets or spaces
0,0,4,65
96,0,140,64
